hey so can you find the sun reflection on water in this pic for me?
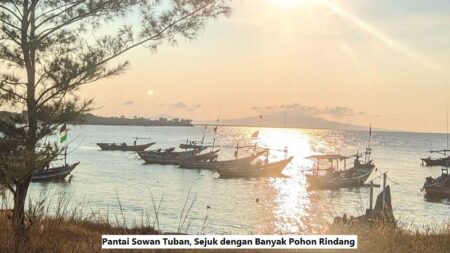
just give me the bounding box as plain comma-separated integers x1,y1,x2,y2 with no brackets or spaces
240,127,335,233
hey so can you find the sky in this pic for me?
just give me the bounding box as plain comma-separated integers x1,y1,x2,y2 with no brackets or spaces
80,0,450,133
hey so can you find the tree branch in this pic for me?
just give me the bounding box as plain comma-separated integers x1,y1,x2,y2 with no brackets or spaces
0,17,22,31
91,1,214,73
35,1,86,30
37,1,114,40
0,5,22,22
0,26,22,45
0,86,27,102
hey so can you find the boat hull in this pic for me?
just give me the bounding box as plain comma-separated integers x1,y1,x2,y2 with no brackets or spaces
179,151,266,170
423,186,450,197
217,157,293,178
138,148,215,165
31,162,80,182
179,143,206,149
97,142,155,151
421,157,450,167
307,164,375,190
423,172,450,197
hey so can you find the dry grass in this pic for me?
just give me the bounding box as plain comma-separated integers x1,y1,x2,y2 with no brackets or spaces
0,215,161,253
0,215,449,253
1,186,449,252
328,221,450,253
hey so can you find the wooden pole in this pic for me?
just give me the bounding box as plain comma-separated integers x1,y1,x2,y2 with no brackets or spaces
369,181,373,211
382,173,387,210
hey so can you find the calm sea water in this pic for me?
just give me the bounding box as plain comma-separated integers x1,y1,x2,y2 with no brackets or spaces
18,125,450,234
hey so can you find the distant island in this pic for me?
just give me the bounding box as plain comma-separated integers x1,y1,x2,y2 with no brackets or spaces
0,111,193,127
77,113,193,127
196,111,369,131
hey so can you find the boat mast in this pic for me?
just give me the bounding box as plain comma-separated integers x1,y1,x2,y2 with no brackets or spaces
365,125,372,163
283,111,288,158
446,103,449,155
201,124,208,145
60,123,68,165
64,146,67,165
258,112,263,130
253,113,263,154
212,111,221,151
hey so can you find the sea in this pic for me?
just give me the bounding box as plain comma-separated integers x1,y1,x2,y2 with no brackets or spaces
5,125,449,234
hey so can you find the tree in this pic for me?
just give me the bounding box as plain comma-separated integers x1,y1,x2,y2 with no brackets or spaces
0,0,230,250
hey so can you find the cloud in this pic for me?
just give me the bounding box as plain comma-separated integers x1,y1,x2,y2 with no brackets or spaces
252,103,364,118
162,102,202,111
324,106,356,117
123,100,134,106
171,102,188,109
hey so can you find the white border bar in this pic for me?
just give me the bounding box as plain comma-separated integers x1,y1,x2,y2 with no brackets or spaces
102,235,357,249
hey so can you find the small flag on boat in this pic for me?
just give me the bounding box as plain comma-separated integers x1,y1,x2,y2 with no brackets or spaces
213,126,218,133
369,125,372,136
252,131,259,138
60,124,67,143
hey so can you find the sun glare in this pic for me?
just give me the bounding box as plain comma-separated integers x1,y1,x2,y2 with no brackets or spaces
272,0,305,7
277,0,297,6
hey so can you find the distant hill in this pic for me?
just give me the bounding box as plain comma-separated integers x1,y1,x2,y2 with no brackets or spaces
197,111,367,130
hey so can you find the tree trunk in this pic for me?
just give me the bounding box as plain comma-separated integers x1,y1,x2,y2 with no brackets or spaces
13,176,31,253
12,2,37,252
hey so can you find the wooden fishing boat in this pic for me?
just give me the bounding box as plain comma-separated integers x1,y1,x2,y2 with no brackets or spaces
306,154,375,190
97,142,155,151
216,156,293,178
189,150,220,162
422,168,450,197
31,162,80,182
179,142,207,149
139,146,207,157
421,156,450,166
138,147,210,165
140,151,219,165
421,150,450,166
179,151,266,170
422,108,450,167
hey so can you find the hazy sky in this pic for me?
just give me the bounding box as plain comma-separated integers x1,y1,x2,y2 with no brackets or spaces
80,0,450,133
